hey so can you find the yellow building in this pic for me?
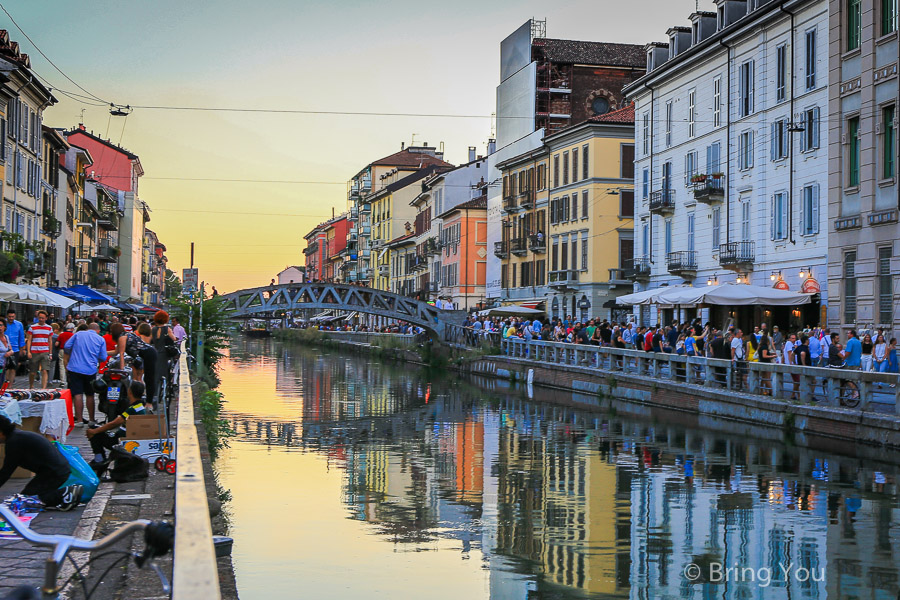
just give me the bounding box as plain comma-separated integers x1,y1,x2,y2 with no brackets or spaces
370,165,448,291
543,104,635,321
496,149,550,308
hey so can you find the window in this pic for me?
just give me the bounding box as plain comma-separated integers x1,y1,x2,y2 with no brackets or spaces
665,101,673,147
771,192,787,240
621,144,635,179
805,29,817,90
550,198,558,224
771,119,789,161
664,220,672,255
713,78,722,127
620,190,634,217
848,116,860,187
712,207,721,249
536,260,546,286
581,235,588,270
883,105,895,180
572,148,579,182
687,213,695,253
848,0,861,51
561,240,568,270
739,130,754,170
642,168,649,199
707,142,721,175
582,144,589,179
511,263,516,288
643,113,650,154
844,251,857,323
563,195,570,221
800,184,819,236
571,193,578,220
661,161,672,194
688,89,696,138
739,61,755,117
800,107,821,152
563,151,569,185
879,247,893,324
741,201,751,241
776,44,787,103
553,154,560,188
642,224,649,258
684,151,698,186
537,164,546,190
582,190,588,218
551,242,558,271
883,0,898,35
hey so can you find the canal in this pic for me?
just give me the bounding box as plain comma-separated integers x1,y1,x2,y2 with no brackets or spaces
215,336,900,599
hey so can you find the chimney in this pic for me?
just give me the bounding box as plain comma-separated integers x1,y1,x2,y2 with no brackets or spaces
468,146,476,162
401,142,405,150
487,139,497,155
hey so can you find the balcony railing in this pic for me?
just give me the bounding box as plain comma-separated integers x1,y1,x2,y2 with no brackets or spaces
97,240,118,262
718,241,755,269
608,267,634,284
691,177,725,204
528,234,546,253
548,270,579,289
630,257,651,280
510,237,528,256
423,237,439,256
502,195,518,212
41,214,62,237
360,203,372,214
97,210,120,230
666,251,698,274
494,240,508,258
518,189,535,209
649,189,675,214
378,265,390,277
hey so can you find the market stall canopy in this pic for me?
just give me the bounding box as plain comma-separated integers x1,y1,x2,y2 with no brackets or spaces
625,283,813,306
72,303,121,313
48,287,92,303
477,306,545,317
18,286,78,309
65,285,116,303
616,284,692,306
0,283,55,305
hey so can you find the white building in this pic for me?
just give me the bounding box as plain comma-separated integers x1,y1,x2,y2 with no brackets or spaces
625,0,830,330
277,265,304,285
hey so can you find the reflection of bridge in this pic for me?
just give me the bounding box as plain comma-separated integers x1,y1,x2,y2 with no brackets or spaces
223,283,466,339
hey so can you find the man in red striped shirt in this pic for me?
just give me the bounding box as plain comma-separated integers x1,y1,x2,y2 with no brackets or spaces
26,310,53,389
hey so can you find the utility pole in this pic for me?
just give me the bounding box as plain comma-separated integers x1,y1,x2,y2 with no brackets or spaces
198,280,205,379
188,242,194,363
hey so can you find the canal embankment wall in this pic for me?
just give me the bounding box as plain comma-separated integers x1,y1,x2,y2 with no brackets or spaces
293,330,900,451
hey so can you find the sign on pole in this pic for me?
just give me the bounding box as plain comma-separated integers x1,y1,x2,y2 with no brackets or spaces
183,268,199,293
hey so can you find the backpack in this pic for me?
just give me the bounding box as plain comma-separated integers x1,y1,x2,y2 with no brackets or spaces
125,332,150,358
107,446,149,483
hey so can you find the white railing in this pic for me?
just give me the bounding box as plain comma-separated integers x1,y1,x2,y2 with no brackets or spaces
173,343,221,599
501,338,900,414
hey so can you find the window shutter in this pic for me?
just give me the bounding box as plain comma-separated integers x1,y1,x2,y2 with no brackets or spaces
684,153,690,185
749,61,755,113
738,66,745,115
770,196,776,240
749,132,754,168
770,123,777,160
800,188,807,233
781,195,787,239
812,107,820,149
782,121,790,158
799,116,808,152
812,184,819,234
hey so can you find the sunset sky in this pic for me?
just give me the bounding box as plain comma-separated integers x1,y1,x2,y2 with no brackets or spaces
9,0,707,293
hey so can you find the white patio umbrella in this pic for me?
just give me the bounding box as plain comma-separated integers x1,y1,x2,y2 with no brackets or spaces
616,283,692,305
654,282,812,306
477,306,545,317
0,282,48,304
18,285,78,309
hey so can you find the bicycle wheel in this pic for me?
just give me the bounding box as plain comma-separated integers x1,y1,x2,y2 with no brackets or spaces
839,383,860,408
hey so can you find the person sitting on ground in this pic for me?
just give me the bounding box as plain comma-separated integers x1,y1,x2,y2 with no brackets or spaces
0,414,82,511
86,380,147,463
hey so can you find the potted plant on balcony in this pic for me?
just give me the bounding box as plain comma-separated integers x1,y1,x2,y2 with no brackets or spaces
709,172,724,180
690,174,707,184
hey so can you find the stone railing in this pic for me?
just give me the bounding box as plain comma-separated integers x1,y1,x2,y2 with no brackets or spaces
501,338,900,414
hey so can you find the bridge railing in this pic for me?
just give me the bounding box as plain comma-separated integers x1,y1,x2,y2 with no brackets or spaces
443,323,501,349
501,338,900,414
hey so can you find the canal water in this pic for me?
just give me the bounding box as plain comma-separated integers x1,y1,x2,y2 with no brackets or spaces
216,337,900,599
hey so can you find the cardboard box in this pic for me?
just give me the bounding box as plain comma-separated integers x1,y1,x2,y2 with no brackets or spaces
0,417,45,478
121,438,175,460
125,414,162,440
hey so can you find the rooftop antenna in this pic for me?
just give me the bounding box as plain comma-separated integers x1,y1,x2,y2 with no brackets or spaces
78,108,85,127
410,133,419,147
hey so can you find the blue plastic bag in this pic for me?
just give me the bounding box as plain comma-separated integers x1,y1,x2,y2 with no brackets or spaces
53,442,100,503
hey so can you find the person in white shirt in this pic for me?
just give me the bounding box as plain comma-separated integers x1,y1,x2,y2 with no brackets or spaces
730,328,747,389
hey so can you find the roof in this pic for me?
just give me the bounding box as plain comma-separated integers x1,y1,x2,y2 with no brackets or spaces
369,165,451,200
385,232,416,248
437,196,487,219
587,103,635,124
370,147,453,169
533,38,645,68
64,127,140,160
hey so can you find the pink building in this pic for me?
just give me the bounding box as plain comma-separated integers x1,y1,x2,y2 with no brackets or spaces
436,196,487,311
64,126,143,193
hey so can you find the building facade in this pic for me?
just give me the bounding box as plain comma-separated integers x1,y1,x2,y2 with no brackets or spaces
827,0,899,335
437,196,488,310
625,0,830,330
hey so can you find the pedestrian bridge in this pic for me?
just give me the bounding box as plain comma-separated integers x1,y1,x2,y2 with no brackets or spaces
222,283,468,341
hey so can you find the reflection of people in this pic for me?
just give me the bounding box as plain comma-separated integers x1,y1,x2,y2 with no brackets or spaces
0,415,82,511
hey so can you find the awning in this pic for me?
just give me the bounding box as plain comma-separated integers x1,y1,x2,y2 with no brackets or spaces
66,285,115,303
620,283,813,307
616,283,691,306
48,287,92,303
73,303,121,312
518,301,543,310
18,286,78,309
477,306,544,317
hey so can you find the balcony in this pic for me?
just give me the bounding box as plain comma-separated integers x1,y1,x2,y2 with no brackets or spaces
427,281,438,292
378,265,389,277
510,237,528,256
630,257,651,281
519,189,535,209
360,203,372,214
502,195,518,213
370,238,384,250
528,234,546,254
360,225,372,237
718,241,755,270
97,240,118,262
691,176,725,205
97,210,120,230
548,270,580,290
494,240,508,259
409,254,428,272
608,267,634,285
423,237,439,256
666,251,697,276
41,214,61,237
649,189,675,215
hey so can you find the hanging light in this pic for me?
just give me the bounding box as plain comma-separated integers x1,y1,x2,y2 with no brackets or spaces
799,268,807,279
770,273,776,281
707,276,713,286
736,275,743,284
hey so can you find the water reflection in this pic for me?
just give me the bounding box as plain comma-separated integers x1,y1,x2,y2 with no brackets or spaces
219,338,900,599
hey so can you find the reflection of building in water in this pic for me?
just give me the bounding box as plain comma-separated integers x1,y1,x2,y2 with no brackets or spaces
494,415,632,597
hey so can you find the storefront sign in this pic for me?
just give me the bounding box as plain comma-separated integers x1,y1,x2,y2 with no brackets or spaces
800,277,820,293
773,280,789,291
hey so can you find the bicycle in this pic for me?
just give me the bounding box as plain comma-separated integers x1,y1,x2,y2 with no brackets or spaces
0,504,173,600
